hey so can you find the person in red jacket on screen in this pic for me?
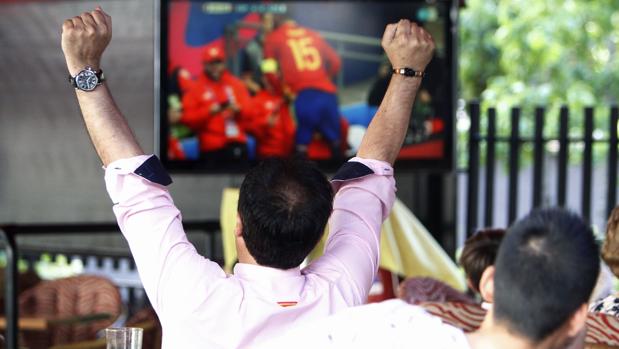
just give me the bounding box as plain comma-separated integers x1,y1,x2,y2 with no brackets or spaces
241,67,296,159
180,46,252,162
263,15,343,160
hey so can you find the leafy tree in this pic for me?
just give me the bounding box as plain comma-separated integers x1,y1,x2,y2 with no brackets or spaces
458,0,619,167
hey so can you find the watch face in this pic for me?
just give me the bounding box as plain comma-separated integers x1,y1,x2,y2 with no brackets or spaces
75,69,98,91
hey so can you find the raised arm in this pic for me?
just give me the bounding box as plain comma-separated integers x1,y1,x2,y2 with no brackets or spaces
61,8,143,166
306,21,435,304
61,9,226,316
357,20,435,165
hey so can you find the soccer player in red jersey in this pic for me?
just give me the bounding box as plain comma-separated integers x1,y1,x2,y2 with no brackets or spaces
241,65,296,159
180,46,252,162
263,15,343,159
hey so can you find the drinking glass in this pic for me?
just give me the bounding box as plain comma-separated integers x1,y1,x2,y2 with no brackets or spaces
105,327,143,349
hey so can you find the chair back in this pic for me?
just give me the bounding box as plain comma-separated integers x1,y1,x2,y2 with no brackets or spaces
19,275,121,347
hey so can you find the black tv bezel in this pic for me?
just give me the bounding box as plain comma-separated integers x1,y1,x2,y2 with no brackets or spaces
155,0,458,174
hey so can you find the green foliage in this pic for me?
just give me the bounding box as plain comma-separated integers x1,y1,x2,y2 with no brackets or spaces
460,0,619,107
458,0,619,167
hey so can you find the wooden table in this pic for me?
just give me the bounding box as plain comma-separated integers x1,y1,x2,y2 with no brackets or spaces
0,313,112,331
0,316,48,331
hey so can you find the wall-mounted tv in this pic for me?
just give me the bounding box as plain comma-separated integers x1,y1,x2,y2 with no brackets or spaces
157,0,456,172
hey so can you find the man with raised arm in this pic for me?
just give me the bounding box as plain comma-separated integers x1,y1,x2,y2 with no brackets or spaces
61,8,434,349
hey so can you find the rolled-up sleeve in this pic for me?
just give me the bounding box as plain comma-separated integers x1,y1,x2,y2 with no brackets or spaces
305,157,396,304
104,155,226,319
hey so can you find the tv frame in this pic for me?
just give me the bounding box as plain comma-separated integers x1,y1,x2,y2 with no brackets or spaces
155,0,458,173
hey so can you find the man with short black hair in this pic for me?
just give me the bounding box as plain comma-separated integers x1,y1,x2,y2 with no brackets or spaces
266,208,599,349
61,7,434,349
481,208,599,347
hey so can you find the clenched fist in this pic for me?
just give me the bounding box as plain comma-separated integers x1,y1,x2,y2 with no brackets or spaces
381,19,435,72
61,7,112,76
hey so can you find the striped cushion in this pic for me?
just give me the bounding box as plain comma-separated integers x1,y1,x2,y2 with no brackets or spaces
586,312,619,346
398,277,475,305
419,302,486,333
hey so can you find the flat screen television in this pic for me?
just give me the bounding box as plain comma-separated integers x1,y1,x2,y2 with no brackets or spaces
156,0,457,172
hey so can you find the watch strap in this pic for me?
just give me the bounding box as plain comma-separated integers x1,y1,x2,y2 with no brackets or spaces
392,67,425,78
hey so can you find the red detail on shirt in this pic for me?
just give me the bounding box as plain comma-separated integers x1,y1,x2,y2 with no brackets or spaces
181,71,252,152
240,90,296,159
277,301,298,308
263,23,341,94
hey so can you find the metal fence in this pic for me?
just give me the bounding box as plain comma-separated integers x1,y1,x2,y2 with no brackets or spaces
465,102,619,236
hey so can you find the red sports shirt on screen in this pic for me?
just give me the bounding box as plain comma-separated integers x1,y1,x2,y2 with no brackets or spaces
263,22,341,94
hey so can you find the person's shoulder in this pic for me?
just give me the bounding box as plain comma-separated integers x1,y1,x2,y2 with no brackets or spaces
270,299,469,349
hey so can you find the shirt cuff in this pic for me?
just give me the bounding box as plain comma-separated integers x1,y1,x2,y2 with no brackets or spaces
104,155,173,205
331,157,393,189
104,155,153,174
330,157,396,220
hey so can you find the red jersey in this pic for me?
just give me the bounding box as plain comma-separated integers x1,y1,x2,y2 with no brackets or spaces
241,90,296,158
263,23,341,94
181,71,251,152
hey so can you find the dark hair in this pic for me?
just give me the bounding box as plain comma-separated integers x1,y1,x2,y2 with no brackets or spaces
493,208,599,342
601,206,619,277
459,228,506,293
238,158,333,269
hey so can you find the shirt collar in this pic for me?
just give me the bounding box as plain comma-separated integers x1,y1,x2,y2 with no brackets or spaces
233,263,301,281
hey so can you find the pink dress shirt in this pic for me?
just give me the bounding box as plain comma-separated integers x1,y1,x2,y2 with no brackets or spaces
104,155,396,349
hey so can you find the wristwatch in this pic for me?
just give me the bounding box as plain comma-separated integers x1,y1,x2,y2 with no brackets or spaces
392,67,425,78
69,66,105,91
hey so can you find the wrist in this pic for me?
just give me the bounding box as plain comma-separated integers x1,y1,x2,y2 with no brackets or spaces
66,59,101,76
391,73,422,86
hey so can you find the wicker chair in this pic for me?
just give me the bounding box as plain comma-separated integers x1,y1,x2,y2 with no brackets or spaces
18,275,121,349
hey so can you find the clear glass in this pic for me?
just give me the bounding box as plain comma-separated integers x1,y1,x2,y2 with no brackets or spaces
105,327,143,349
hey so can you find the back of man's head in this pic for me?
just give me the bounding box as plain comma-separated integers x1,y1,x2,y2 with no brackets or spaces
238,158,333,269
493,208,599,342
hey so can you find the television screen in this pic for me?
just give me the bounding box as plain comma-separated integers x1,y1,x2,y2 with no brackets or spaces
158,0,455,172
